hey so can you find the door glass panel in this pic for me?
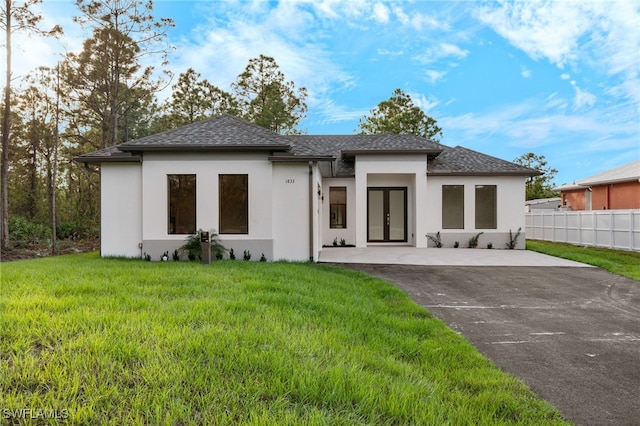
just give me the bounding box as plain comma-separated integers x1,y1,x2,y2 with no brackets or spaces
389,189,406,240
368,190,384,240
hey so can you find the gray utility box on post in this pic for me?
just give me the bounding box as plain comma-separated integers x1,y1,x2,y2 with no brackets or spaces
200,231,211,264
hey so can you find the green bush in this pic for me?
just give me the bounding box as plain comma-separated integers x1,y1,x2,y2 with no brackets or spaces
179,229,226,261
56,221,81,240
8,217,50,244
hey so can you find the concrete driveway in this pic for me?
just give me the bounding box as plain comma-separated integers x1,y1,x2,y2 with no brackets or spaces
335,261,640,425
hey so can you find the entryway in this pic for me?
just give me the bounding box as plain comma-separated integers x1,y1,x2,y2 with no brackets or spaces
367,187,407,242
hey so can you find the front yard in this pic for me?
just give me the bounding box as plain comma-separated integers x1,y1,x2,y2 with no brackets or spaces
1,254,567,424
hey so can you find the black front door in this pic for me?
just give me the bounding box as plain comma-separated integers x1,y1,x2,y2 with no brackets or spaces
367,187,407,242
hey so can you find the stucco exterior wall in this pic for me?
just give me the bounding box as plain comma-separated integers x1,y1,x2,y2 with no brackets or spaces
561,181,640,211
592,182,640,210
562,189,587,210
272,162,312,261
354,154,428,248
140,152,274,260
101,163,143,257
426,175,527,248
321,177,356,247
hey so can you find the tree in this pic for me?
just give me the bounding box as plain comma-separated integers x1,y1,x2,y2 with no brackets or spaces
357,88,442,142
69,0,174,148
19,65,63,252
0,0,61,248
232,55,307,134
514,153,559,200
155,68,238,131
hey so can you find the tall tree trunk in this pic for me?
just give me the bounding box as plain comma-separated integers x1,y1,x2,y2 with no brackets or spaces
50,63,60,254
1,0,11,248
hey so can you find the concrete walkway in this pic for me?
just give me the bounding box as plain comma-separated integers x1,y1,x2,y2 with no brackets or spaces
319,246,591,267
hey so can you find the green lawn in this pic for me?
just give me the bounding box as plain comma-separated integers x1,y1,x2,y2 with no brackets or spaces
527,240,640,281
1,254,568,425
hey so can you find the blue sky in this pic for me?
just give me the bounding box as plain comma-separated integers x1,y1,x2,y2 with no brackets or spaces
14,0,640,186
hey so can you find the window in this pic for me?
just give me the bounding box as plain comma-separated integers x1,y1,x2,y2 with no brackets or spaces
219,174,248,234
168,174,196,234
330,187,347,228
475,185,497,229
442,185,464,229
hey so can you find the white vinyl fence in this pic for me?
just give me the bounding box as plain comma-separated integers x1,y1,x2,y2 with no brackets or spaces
526,210,640,252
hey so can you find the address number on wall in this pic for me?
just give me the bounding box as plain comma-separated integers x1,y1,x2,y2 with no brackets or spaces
285,179,295,183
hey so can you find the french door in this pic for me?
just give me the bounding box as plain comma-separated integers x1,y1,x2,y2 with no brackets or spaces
367,188,407,242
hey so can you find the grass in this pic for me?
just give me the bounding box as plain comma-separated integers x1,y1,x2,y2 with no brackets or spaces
527,240,640,281
1,253,568,425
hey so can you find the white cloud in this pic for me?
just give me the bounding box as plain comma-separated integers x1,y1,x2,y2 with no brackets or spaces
560,73,571,80
424,70,447,83
520,66,532,78
440,96,629,151
475,1,593,67
393,6,410,26
414,42,469,65
475,0,640,103
571,81,597,110
372,3,390,23
377,49,404,57
410,12,450,32
315,99,370,124
168,1,354,115
408,92,439,113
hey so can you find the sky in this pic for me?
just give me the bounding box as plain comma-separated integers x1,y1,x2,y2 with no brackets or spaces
8,0,640,186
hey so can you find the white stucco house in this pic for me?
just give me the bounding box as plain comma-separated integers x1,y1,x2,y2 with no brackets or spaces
76,114,540,261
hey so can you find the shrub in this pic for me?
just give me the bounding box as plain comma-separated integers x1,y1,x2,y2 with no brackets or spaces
243,250,251,261
468,232,484,249
427,232,443,248
179,229,226,261
339,238,347,247
332,237,338,247
9,217,50,245
454,241,459,248
229,248,236,260
506,227,522,249
260,253,267,262
56,221,80,240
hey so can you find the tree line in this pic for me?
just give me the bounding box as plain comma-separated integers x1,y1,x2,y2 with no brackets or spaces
0,0,553,254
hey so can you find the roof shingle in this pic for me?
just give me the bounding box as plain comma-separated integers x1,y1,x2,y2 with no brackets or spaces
75,114,539,177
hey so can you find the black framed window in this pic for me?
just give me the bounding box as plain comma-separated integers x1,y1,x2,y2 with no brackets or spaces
442,185,464,229
475,185,497,229
168,174,196,234
219,174,248,234
330,187,347,228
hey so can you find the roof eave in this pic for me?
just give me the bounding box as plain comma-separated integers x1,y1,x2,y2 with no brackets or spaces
342,148,442,158
578,177,640,186
428,170,542,177
269,155,336,162
73,155,142,165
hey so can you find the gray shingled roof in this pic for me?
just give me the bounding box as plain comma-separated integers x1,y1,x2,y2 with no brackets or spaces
283,134,442,177
427,146,541,176
75,114,539,177
118,114,289,152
